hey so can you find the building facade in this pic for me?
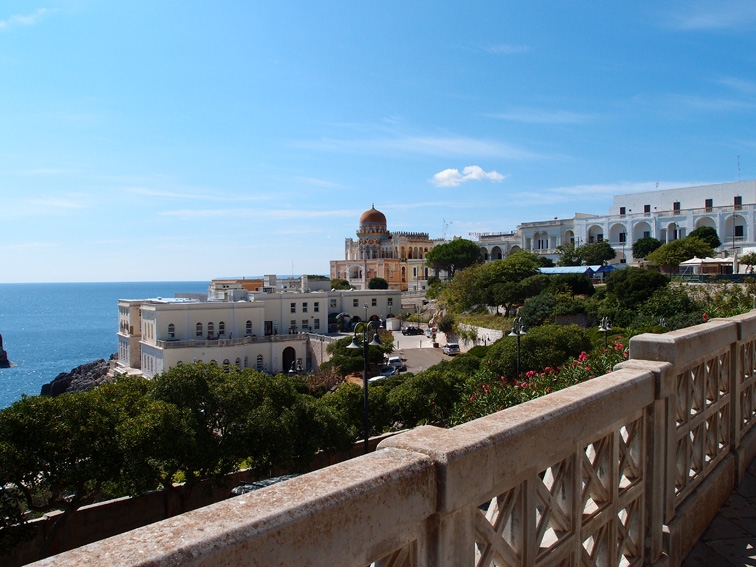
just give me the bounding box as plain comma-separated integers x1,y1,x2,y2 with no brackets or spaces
476,180,756,266
115,282,401,379
330,205,443,291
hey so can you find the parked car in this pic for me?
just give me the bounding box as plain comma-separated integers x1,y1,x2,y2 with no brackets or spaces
401,326,424,336
443,342,460,356
230,474,300,497
388,355,404,371
379,365,397,377
425,327,437,338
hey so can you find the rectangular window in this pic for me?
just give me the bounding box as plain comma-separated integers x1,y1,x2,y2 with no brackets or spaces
619,233,626,243
735,225,744,238
290,302,296,313
619,207,626,216
330,299,337,309
314,302,319,313
302,302,308,313
413,267,417,277
705,198,713,211
302,319,309,329
290,320,296,330
643,231,651,238
388,298,393,307
735,196,743,210
353,298,358,308
371,298,377,306
597,234,603,242
314,319,320,330
644,204,651,214
673,201,681,213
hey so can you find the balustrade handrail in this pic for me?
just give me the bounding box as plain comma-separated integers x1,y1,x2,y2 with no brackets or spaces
33,310,756,567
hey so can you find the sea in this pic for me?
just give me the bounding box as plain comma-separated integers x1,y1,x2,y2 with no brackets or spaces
0,282,209,409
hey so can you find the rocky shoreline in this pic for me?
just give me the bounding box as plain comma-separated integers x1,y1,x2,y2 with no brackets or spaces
40,355,117,397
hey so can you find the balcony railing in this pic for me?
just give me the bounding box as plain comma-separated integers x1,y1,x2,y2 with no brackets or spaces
154,333,306,349
35,311,756,567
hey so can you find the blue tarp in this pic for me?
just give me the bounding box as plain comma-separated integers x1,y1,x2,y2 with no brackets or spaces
538,267,595,275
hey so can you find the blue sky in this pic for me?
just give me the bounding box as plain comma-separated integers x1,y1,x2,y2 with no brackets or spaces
2,1,756,283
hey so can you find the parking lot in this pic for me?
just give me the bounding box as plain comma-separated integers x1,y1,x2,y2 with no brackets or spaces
389,328,447,374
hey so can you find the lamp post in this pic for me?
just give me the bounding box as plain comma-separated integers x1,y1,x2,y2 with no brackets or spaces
347,309,383,454
599,317,612,348
508,317,527,382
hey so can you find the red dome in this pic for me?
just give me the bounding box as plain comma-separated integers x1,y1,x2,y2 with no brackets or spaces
359,205,386,226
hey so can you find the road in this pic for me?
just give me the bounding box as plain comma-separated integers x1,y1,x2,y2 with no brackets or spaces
388,329,447,374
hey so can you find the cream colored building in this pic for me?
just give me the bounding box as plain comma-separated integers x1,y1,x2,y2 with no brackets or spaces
115,282,401,379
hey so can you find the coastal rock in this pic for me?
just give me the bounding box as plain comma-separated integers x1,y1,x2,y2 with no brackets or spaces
40,356,116,397
0,333,10,368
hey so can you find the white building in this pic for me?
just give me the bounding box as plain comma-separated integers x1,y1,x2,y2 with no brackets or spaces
477,180,756,265
115,282,401,379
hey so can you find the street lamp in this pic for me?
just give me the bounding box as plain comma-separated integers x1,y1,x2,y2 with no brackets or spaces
347,311,383,454
599,317,612,348
508,317,527,382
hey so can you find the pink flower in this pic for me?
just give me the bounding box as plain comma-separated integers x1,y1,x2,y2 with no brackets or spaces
703,313,709,322
520,382,527,388
578,351,588,362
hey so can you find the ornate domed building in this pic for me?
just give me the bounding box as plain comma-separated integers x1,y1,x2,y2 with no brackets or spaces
330,205,442,291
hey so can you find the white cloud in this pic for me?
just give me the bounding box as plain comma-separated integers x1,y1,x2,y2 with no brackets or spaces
430,166,507,188
665,1,756,30
159,207,357,221
0,8,56,31
481,44,530,55
488,107,593,124
296,135,540,160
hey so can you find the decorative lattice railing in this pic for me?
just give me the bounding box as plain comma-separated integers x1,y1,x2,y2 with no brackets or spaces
31,311,756,567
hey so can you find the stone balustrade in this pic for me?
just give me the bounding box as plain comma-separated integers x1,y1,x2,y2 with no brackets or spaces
31,311,756,567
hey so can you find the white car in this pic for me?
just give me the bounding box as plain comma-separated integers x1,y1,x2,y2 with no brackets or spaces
388,356,404,371
443,343,460,356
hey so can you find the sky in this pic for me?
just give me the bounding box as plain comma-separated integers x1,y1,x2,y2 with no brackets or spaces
1,1,756,283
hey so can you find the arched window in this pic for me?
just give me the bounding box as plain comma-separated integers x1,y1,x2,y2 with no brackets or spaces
222,359,230,373
244,356,248,368
245,320,252,335
208,322,214,336
235,357,241,370
196,322,203,337
256,354,264,371
219,321,225,335
168,323,175,339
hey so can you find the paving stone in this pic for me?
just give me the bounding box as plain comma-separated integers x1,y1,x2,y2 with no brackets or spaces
703,537,756,566
682,541,735,567
699,515,752,542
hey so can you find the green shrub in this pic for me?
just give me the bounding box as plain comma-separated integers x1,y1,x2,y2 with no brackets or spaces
480,324,592,382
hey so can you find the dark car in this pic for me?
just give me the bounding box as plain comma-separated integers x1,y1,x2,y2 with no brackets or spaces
401,326,424,336
230,474,300,497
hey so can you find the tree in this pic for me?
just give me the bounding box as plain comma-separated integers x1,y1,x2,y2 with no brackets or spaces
646,236,714,268
632,237,662,259
605,266,670,309
425,238,482,278
741,253,756,269
556,242,581,266
331,278,351,290
689,226,722,249
576,241,616,265
367,277,389,289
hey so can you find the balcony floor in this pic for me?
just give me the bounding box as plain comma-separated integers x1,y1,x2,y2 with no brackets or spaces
683,459,756,566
